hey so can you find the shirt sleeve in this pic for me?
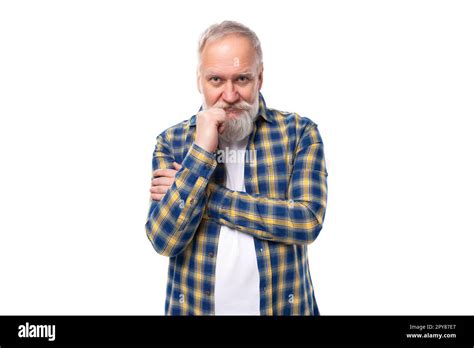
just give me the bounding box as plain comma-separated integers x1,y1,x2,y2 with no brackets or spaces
203,123,328,245
145,133,217,257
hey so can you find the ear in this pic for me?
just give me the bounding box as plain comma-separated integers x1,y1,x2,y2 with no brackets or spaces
257,63,264,90
196,69,202,94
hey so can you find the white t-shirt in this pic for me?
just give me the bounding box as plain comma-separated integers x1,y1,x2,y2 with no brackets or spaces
214,135,261,315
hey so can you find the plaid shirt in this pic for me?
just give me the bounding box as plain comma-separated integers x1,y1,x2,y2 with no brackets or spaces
145,93,328,315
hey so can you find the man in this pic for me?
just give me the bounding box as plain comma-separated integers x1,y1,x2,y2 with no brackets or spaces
145,21,328,315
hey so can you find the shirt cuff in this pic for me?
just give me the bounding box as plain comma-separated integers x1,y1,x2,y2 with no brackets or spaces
205,182,231,219
181,143,217,180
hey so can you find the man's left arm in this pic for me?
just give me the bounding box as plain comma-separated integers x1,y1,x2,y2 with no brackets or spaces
203,123,328,245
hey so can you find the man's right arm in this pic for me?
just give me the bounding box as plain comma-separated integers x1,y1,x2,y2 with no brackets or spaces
145,132,217,257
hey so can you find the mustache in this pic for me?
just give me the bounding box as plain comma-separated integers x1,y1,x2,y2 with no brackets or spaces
213,100,253,111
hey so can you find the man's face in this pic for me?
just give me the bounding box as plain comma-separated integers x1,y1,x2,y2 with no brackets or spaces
197,34,263,120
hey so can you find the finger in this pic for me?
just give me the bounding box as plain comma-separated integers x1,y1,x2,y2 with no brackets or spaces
218,124,225,134
152,168,178,178
152,177,164,186
152,177,174,186
173,162,183,170
214,108,228,123
153,168,177,178
157,185,170,194
151,193,165,201
150,185,170,194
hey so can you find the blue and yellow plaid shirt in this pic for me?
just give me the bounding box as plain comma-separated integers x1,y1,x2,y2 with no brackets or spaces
145,93,328,315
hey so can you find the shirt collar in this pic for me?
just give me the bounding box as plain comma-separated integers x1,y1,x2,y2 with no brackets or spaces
189,92,273,126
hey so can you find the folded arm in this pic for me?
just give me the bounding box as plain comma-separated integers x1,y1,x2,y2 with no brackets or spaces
145,133,217,257
203,123,328,245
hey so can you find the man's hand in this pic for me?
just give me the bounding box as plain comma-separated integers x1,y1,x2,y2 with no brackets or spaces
150,162,182,201
195,107,227,153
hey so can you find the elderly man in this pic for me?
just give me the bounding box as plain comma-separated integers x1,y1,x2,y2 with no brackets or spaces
145,21,328,315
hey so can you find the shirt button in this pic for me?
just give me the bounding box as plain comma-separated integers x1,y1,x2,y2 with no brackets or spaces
263,287,267,292
208,252,214,258
259,248,263,253
190,198,195,204
205,290,211,296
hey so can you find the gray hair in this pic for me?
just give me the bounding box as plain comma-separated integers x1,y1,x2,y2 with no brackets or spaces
197,21,263,67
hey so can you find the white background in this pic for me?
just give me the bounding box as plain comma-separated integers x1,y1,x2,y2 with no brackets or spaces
1,0,473,315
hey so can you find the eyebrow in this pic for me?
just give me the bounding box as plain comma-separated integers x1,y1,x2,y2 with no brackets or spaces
203,71,255,78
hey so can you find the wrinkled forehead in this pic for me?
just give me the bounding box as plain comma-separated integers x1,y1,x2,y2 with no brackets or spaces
199,34,260,74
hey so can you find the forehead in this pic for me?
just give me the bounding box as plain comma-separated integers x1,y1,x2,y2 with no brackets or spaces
200,34,258,74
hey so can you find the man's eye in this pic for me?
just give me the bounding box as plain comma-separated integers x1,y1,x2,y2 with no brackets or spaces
210,76,221,82
238,76,249,82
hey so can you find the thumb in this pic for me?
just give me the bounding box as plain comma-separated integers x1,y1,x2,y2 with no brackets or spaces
172,162,183,170
218,124,226,134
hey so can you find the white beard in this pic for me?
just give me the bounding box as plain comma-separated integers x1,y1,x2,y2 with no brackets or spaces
203,97,259,143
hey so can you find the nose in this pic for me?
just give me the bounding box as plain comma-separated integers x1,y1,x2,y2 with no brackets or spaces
222,81,239,104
